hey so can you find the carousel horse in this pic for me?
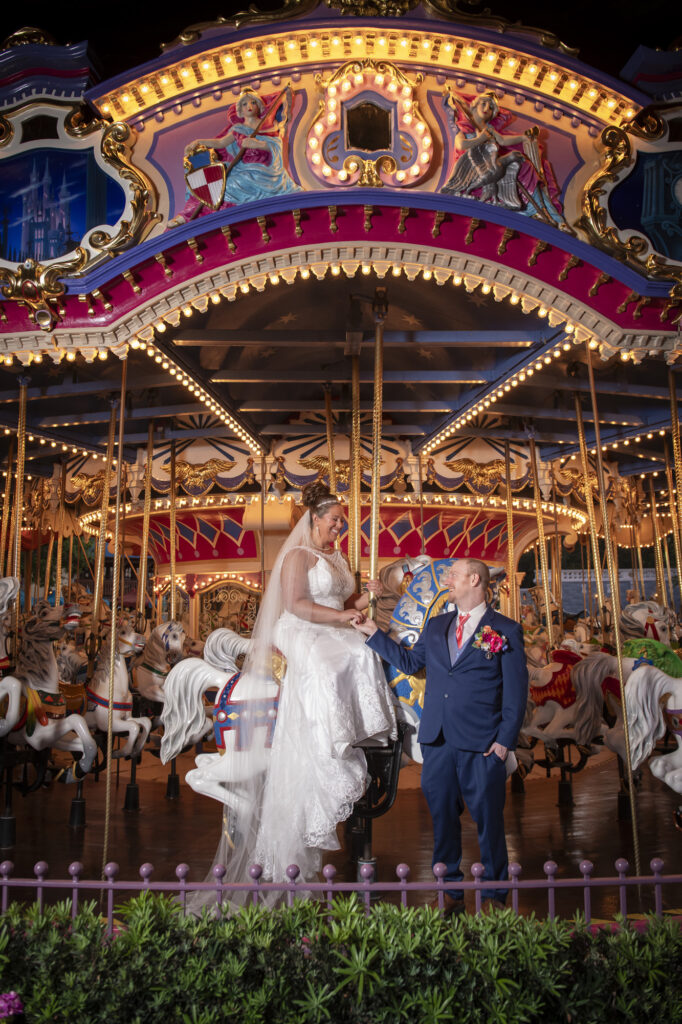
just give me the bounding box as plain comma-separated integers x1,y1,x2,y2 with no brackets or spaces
160,555,434,807
160,628,259,813
85,620,152,759
0,600,98,780
0,576,19,673
626,663,682,800
620,600,674,647
131,620,186,705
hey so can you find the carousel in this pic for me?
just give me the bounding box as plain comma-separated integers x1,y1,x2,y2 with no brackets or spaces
0,0,680,912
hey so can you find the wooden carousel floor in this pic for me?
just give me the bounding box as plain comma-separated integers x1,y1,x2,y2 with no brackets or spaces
2,743,680,920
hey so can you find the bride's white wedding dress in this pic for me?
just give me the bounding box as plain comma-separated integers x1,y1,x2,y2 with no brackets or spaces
254,548,397,882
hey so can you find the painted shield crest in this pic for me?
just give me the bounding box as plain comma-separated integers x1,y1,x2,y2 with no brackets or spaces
185,158,226,211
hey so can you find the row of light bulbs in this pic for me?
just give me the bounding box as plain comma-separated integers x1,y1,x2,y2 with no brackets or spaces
129,333,262,454
154,570,262,595
98,28,635,127
0,426,113,465
422,290,590,453
0,349,109,368
558,428,669,468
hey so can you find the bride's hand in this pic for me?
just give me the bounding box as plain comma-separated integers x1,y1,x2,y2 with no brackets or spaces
338,608,365,626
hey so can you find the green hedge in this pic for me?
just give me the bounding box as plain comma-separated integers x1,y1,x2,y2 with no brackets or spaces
0,893,680,1023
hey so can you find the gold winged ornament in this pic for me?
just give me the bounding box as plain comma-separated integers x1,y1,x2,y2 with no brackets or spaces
162,458,236,495
70,471,107,506
299,454,373,486
556,466,599,500
447,458,506,490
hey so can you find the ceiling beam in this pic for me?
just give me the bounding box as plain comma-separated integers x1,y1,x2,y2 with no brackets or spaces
522,375,672,401
490,404,643,427
258,424,426,435
211,370,492,384
173,329,543,348
35,403,199,428
238,401,456,412
0,374,177,407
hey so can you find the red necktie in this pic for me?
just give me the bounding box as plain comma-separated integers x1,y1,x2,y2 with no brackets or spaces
455,612,470,649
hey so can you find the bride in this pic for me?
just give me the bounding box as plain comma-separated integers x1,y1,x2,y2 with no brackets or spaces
205,481,396,898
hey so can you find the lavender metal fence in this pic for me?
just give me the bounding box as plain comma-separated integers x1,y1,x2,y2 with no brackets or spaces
1,857,680,935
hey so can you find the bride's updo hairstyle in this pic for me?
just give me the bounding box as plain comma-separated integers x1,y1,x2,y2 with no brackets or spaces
301,480,340,523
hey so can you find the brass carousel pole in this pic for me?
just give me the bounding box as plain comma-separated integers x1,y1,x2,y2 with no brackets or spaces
665,442,682,611
350,353,362,593
43,532,54,602
169,440,177,623
0,439,14,578
260,455,266,594
418,453,426,557
585,534,594,624
135,422,154,632
101,358,127,881
11,380,28,581
668,371,682,540
574,395,606,629
54,463,67,607
11,379,29,662
323,385,339,550
503,442,516,620
648,476,668,607
528,436,554,648
88,403,117,679
584,343,640,874
368,288,387,619
67,535,74,604
551,474,564,629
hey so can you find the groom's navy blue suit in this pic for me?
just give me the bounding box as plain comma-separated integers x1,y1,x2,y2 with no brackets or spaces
367,605,528,902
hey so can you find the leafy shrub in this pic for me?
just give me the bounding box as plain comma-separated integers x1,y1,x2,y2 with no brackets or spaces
0,893,680,1023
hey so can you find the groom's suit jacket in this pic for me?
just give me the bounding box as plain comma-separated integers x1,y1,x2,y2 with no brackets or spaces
367,605,528,752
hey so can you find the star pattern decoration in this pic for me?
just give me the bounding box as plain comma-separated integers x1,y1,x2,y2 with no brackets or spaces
418,347,434,361
468,292,488,308
272,312,298,326
401,313,423,328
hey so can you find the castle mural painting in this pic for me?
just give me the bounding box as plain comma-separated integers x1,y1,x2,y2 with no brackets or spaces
0,149,125,263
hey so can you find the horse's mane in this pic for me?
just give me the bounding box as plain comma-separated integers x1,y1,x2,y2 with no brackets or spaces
620,600,664,639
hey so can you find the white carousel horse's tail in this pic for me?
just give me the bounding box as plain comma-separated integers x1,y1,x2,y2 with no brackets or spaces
202,627,251,673
160,658,229,763
625,664,676,770
570,652,618,747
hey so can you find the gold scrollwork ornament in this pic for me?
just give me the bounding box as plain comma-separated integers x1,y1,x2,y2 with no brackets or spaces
577,124,682,301
87,122,161,262
0,253,88,331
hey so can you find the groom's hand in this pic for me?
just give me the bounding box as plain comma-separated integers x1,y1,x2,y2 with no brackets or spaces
351,616,378,637
484,741,508,761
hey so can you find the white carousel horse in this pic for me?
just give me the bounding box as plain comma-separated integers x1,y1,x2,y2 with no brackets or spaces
85,621,151,759
131,620,186,704
160,628,262,814
620,600,674,647
0,576,19,673
0,600,98,779
626,664,682,798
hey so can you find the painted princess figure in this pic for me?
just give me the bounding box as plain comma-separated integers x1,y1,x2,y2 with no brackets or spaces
441,89,572,232
168,86,301,228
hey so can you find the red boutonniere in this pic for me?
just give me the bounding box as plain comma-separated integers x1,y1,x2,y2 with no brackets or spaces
473,625,509,659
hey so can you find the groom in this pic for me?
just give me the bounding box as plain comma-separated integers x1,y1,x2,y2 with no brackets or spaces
353,558,528,914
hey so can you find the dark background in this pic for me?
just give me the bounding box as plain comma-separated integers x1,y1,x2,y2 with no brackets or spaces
3,0,681,84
